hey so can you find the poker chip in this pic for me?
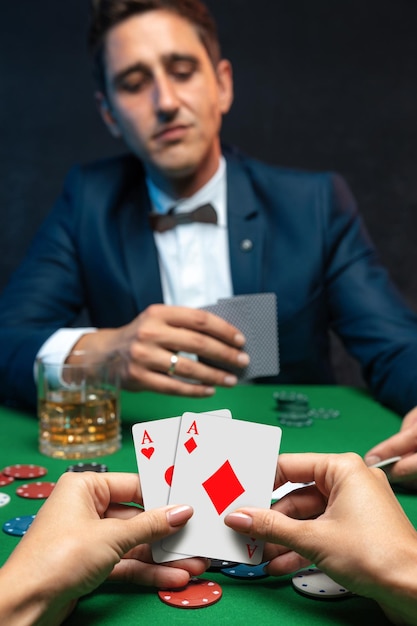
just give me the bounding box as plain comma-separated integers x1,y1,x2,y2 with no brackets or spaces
273,391,341,427
16,482,56,499
158,577,222,609
220,562,270,579
2,515,36,536
208,559,238,572
0,472,14,486
2,464,47,479
273,391,309,409
0,492,11,507
308,408,340,420
273,391,313,428
278,412,314,428
292,567,352,598
66,462,108,473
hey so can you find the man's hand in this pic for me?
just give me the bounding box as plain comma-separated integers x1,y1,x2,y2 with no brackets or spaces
365,406,417,490
73,304,249,397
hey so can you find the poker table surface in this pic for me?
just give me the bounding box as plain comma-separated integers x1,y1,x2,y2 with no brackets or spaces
1,384,416,625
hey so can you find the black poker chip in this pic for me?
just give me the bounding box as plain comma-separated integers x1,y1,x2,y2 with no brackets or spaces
66,462,108,473
273,391,313,428
208,559,239,572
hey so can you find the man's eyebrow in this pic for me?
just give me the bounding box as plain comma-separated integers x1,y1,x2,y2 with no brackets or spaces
163,53,200,66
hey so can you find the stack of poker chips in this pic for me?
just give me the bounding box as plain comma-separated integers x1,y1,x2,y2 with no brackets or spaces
273,391,341,427
273,391,313,427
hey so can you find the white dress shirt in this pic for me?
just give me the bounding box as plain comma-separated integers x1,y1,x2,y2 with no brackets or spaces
34,157,233,374
148,156,233,307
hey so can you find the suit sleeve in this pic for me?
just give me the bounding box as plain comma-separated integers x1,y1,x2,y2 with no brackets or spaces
0,166,88,408
325,173,417,414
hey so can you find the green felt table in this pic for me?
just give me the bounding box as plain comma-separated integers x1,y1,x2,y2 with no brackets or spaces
1,384,416,625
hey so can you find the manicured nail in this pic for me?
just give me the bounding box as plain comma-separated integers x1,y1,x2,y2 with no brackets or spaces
204,386,216,396
224,512,253,531
224,375,238,386
167,505,193,527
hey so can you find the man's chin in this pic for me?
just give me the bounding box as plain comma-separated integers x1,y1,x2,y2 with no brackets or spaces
146,158,200,182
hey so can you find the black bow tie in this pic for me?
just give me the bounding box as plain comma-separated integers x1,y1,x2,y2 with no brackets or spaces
149,203,218,233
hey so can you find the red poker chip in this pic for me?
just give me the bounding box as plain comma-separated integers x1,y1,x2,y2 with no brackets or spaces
158,578,222,609
16,482,56,499
3,464,47,479
0,472,14,487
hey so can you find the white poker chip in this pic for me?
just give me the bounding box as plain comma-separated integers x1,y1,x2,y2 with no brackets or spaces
292,567,352,599
0,492,11,507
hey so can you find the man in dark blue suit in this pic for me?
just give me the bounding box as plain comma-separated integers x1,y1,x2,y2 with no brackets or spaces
1,0,417,483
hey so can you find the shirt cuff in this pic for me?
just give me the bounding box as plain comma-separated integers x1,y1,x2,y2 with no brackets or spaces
33,328,97,382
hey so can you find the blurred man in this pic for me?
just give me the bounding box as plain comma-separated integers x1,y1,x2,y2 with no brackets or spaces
2,0,417,481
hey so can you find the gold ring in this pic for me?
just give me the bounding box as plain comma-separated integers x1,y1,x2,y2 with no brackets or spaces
167,354,178,376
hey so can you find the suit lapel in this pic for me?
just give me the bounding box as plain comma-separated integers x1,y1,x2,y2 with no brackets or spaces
120,181,164,311
119,153,265,308
226,154,264,295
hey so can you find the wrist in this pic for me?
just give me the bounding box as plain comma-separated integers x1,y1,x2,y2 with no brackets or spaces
70,328,121,357
0,563,71,626
370,542,417,625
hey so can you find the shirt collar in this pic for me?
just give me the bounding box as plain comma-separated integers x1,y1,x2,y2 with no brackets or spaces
146,157,227,227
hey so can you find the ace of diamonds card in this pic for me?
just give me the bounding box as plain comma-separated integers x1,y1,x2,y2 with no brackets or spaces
162,412,282,564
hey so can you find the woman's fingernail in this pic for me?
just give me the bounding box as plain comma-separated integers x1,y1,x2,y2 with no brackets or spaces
167,505,193,527
224,512,252,531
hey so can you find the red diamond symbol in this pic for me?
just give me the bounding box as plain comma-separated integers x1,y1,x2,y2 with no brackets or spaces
184,437,197,454
202,460,245,515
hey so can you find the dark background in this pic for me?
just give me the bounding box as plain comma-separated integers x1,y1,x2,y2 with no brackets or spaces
2,0,417,386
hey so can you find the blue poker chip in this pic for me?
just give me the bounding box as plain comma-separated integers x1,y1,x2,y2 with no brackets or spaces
3,514,36,536
220,562,270,579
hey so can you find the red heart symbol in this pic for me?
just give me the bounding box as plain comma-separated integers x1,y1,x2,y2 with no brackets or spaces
165,465,174,486
141,447,154,459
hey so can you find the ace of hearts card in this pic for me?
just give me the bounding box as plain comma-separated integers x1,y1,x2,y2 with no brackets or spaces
132,409,232,562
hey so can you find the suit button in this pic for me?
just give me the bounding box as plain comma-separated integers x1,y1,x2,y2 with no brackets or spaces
240,239,253,251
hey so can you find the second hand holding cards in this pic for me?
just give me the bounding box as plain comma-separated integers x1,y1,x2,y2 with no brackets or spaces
133,410,282,565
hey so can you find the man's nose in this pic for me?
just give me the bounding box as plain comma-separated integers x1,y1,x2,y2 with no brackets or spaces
153,75,180,119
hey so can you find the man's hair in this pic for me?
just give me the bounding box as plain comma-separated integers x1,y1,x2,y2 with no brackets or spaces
88,0,221,92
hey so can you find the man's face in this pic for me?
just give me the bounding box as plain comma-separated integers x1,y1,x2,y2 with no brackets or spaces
99,10,233,191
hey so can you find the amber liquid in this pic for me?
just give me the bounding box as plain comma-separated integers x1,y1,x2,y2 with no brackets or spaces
38,389,121,459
